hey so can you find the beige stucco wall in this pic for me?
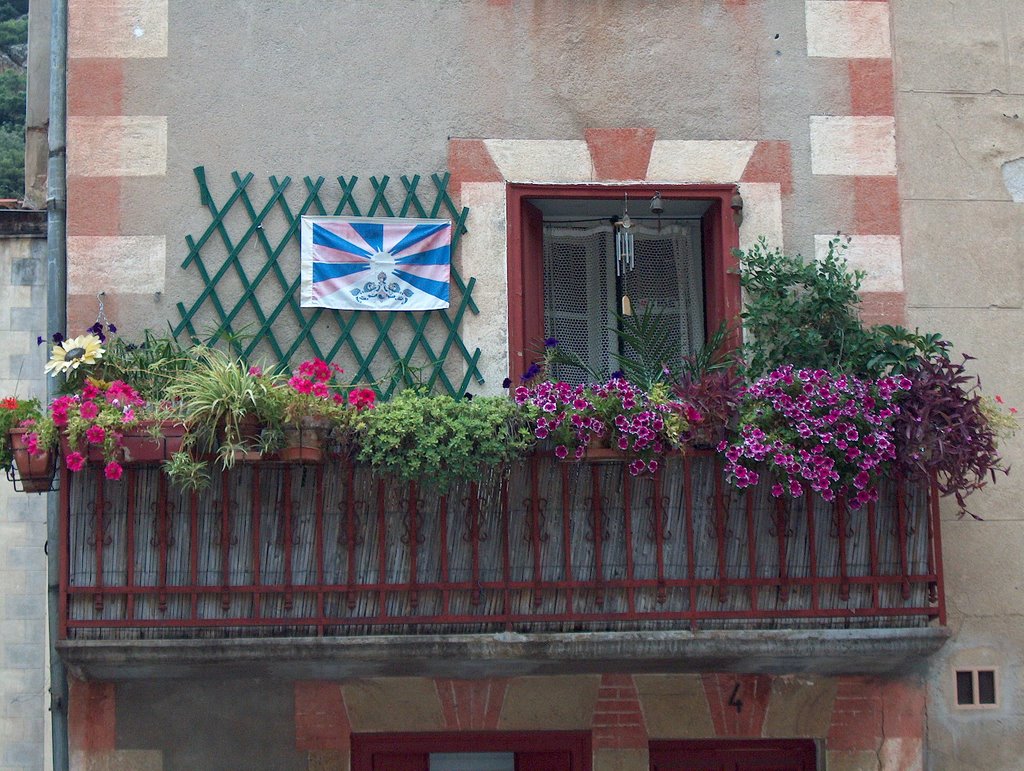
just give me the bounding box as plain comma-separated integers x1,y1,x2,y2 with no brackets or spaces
63,0,898,372
892,1,1024,769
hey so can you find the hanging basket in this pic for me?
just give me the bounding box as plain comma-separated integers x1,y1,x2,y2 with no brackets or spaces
6,428,57,493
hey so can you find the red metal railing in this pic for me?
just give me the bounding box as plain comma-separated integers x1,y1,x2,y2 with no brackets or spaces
59,452,945,638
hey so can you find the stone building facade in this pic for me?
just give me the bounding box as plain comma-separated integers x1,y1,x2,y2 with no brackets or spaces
3,1,1022,769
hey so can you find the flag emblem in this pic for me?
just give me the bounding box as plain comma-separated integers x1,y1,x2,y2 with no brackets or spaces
300,216,451,311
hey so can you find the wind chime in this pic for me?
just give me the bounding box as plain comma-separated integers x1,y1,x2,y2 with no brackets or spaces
613,193,635,277
613,194,635,316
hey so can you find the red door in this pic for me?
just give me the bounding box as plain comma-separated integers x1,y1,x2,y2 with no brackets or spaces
649,740,817,771
516,751,572,770
352,732,590,771
371,753,428,771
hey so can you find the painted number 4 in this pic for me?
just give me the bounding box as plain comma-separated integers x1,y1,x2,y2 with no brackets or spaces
728,683,743,714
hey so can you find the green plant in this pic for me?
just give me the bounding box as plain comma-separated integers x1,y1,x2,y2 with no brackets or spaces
90,328,201,402
163,450,211,492
866,325,949,376
357,391,535,489
164,347,283,468
737,237,879,378
542,303,700,390
0,396,42,471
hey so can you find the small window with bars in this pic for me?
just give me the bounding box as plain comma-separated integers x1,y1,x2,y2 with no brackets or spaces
954,668,998,708
542,220,704,385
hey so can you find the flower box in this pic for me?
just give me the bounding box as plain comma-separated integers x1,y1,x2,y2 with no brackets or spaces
7,427,56,493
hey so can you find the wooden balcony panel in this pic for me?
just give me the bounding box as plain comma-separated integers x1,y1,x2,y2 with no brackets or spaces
60,452,944,640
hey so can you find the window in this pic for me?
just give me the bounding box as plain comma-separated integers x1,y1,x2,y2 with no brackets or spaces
955,668,999,708
507,184,741,383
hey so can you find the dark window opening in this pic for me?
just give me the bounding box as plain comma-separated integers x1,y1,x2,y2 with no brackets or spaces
956,668,998,708
507,183,741,384
541,214,706,384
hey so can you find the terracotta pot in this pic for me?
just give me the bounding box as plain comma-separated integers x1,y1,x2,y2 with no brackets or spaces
66,421,187,466
216,414,265,463
279,418,328,464
8,428,56,493
557,435,629,464
119,421,188,463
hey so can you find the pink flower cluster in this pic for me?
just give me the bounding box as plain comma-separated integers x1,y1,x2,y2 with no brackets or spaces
513,378,697,476
719,366,911,508
29,380,144,480
288,358,376,410
289,358,345,402
347,388,376,410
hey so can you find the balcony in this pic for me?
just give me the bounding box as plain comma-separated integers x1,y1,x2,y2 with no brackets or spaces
58,449,945,646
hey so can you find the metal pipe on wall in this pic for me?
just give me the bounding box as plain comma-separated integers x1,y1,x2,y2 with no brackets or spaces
45,0,69,766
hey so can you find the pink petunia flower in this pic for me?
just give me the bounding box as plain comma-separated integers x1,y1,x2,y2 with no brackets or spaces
65,452,86,472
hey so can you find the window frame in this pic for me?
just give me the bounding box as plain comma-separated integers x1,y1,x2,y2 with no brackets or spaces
506,183,741,383
953,667,1000,709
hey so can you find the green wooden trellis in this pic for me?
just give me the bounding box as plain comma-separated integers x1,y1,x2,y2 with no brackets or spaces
172,167,483,397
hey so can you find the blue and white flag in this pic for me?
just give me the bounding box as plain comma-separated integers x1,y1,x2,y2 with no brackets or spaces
300,216,451,311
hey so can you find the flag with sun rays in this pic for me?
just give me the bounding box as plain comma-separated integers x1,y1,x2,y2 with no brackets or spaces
300,216,452,311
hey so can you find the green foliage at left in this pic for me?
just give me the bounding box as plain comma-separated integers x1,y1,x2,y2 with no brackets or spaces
0,0,25,199
356,391,535,489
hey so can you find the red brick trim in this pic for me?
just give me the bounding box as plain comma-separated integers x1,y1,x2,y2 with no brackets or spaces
858,291,906,327
66,176,121,236
848,59,895,116
827,677,884,752
447,138,503,193
294,681,350,752
853,176,900,235
68,677,116,754
701,674,772,738
584,127,656,181
67,58,124,116
741,140,793,195
881,680,926,739
435,678,509,730
592,674,647,750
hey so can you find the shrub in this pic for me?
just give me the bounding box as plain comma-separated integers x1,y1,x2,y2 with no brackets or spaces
737,237,879,378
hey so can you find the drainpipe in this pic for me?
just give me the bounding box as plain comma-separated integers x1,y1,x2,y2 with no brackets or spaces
46,0,69,768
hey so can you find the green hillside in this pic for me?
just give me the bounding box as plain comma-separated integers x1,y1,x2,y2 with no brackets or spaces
0,0,28,199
